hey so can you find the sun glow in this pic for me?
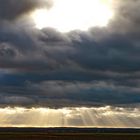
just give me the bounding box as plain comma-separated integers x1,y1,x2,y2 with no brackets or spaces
31,0,114,32
0,106,140,127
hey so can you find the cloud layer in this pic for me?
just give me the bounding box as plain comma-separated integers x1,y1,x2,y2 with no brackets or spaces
0,0,140,108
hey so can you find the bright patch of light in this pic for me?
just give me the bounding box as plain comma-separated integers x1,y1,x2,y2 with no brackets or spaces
31,0,114,32
0,106,140,127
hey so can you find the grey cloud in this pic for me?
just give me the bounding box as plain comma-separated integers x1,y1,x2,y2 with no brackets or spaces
0,80,140,107
109,0,140,37
0,43,16,58
0,0,52,21
0,0,140,107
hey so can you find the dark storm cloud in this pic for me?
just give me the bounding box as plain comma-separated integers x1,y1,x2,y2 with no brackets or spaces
0,0,52,20
110,0,140,37
0,80,140,108
0,0,140,107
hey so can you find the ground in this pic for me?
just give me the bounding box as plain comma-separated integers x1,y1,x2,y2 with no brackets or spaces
0,132,140,140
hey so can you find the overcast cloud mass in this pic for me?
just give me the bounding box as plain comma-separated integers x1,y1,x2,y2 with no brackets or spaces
0,0,140,110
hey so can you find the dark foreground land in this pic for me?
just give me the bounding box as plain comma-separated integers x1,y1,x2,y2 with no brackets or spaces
0,127,139,140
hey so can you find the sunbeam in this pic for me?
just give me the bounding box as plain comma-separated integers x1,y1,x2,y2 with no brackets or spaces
0,106,139,128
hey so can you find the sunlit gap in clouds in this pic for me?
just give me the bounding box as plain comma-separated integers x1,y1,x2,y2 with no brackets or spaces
31,0,114,32
0,106,140,128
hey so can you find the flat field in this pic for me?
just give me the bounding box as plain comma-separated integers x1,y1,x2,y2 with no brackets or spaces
0,132,140,140
0,128,139,140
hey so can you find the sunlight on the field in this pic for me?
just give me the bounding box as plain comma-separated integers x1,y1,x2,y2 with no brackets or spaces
0,106,139,127
31,0,114,32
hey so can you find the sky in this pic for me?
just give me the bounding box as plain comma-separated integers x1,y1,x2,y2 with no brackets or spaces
0,0,140,127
